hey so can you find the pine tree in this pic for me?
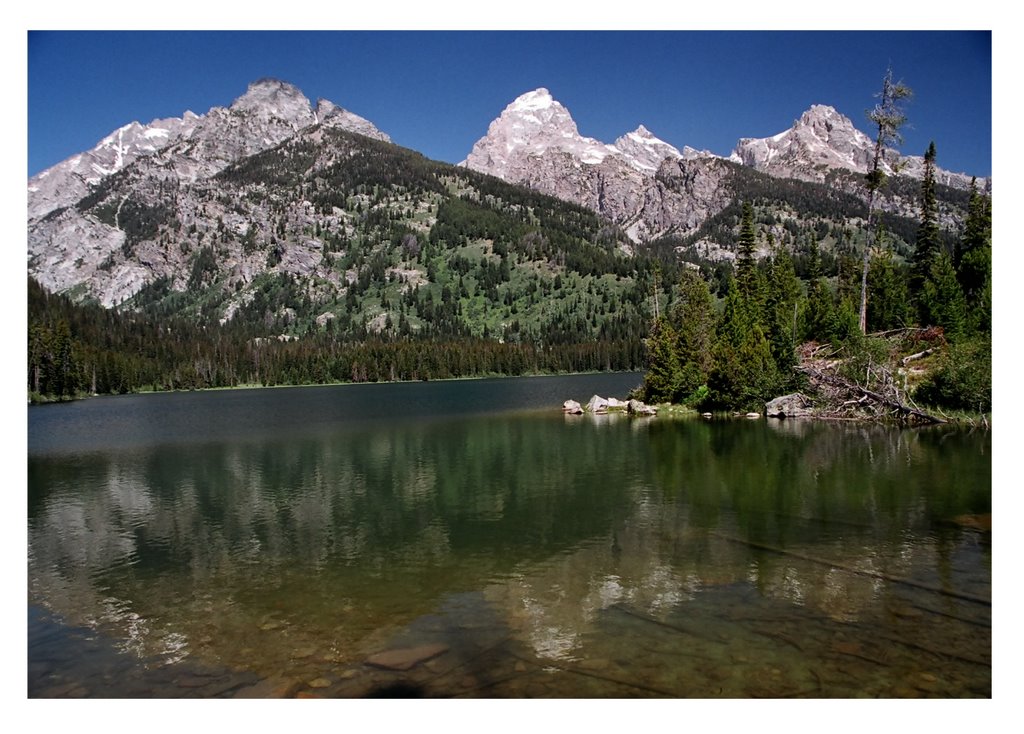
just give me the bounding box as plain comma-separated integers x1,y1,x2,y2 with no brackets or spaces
956,178,992,332
735,202,765,317
670,269,716,399
641,316,682,403
858,68,912,333
867,249,911,331
910,142,942,303
764,245,800,376
706,277,781,410
920,251,968,340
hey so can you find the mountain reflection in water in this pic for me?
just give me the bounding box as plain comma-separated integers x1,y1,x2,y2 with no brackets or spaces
28,376,990,697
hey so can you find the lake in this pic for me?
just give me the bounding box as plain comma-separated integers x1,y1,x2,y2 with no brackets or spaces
27,373,991,698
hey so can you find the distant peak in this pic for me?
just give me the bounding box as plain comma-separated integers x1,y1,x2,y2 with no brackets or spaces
232,79,310,110
633,124,653,137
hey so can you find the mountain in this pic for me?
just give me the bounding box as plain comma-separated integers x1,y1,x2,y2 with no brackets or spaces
27,79,389,222
28,79,392,306
729,104,987,191
460,88,728,242
462,92,989,245
729,104,879,181
27,79,980,334
27,79,663,367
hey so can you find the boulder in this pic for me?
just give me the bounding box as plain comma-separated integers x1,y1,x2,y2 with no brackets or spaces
606,397,628,409
765,393,814,418
562,399,583,415
627,399,657,416
585,395,610,413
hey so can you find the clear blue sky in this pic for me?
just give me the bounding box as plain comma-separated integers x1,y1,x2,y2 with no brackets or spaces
28,30,992,179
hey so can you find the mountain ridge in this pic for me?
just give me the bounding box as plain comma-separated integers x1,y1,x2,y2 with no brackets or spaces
27,79,986,321
28,78,389,222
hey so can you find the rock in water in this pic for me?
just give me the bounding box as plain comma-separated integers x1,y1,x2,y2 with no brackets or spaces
585,395,609,413
765,393,814,418
627,399,657,416
562,400,583,415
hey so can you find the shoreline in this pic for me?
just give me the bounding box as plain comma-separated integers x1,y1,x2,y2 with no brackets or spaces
28,369,644,404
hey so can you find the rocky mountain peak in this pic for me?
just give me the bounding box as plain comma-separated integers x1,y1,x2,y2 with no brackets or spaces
730,104,880,180
613,126,683,172
509,87,556,111
462,89,718,241
729,103,985,190
497,87,581,139
229,78,316,127
461,87,618,178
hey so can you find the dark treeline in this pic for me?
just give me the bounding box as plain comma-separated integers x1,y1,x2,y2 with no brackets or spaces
28,277,642,399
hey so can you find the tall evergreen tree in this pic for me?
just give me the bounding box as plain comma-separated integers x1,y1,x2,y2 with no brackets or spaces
706,276,781,410
735,201,765,317
641,316,682,403
910,141,942,304
764,245,801,376
956,178,992,332
858,68,912,333
670,269,716,399
867,248,911,332
920,251,968,340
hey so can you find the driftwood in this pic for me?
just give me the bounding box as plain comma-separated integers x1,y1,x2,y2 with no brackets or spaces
797,364,947,425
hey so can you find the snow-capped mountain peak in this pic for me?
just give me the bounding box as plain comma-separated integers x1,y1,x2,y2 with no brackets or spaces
461,87,621,177
509,87,556,112
729,104,879,178
613,125,683,172
729,103,985,189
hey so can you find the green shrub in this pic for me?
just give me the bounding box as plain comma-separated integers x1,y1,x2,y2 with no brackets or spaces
914,337,991,413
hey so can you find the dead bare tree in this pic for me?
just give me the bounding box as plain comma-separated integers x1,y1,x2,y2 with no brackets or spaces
858,68,913,334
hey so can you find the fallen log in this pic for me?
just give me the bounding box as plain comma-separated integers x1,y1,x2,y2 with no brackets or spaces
797,365,947,425
901,347,937,366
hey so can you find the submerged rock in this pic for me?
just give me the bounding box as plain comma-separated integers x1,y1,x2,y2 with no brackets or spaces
365,643,449,671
